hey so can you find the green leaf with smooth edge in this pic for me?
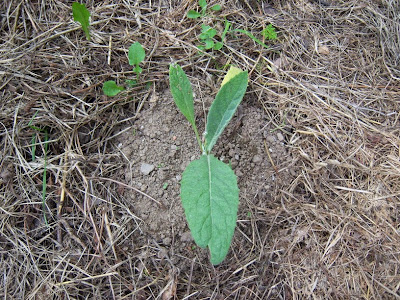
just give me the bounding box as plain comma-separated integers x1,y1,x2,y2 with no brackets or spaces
181,154,239,265
169,64,196,128
72,2,91,41
205,40,214,49
205,69,248,152
214,42,223,50
210,4,221,11
103,80,125,96
187,10,201,18
128,42,145,67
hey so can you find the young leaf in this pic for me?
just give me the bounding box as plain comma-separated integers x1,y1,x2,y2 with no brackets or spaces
213,42,223,50
210,4,221,11
181,154,239,265
72,2,91,41
205,68,248,152
169,64,195,127
103,80,125,96
128,42,145,68
199,0,207,11
205,39,215,49
187,10,201,18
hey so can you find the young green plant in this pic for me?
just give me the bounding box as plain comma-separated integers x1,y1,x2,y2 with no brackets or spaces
187,0,221,19
72,2,91,41
169,64,248,265
103,42,145,96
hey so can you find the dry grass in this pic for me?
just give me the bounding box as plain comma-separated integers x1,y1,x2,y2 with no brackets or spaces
1,0,399,299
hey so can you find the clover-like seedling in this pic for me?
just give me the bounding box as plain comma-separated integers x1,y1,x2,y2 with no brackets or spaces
72,2,91,41
169,64,248,265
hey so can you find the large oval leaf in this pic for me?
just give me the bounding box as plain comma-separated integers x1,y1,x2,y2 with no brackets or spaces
205,69,248,153
180,154,239,265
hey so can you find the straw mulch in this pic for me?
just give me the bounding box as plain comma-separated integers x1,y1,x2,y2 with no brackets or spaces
1,0,399,298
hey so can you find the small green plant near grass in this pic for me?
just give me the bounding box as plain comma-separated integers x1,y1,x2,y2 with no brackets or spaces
187,0,221,19
103,42,145,96
261,24,278,40
233,24,277,49
72,2,91,41
28,112,50,225
187,0,229,51
169,64,248,265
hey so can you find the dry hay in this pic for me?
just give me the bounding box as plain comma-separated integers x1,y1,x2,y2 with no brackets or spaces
0,0,399,299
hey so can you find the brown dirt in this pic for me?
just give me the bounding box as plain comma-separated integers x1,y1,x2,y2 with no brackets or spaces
1,0,400,299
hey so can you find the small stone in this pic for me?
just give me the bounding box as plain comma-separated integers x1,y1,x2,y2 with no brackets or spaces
140,163,155,175
171,145,178,150
176,175,181,181
318,45,330,55
236,170,243,177
252,155,262,163
266,135,276,143
231,161,238,169
277,132,284,141
235,154,240,160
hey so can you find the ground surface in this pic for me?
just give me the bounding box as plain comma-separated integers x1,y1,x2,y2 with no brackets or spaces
1,0,400,299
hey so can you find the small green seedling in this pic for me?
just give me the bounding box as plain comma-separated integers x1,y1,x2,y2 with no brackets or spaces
261,24,277,40
233,25,277,49
169,64,248,265
72,2,91,41
187,0,221,19
198,20,230,51
128,42,145,80
103,42,145,97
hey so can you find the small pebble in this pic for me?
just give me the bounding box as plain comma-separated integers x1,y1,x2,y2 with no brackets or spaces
277,132,284,141
171,145,178,150
140,163,155,175
266,135,276,143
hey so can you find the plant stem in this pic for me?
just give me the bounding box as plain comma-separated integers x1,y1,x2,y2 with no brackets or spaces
192,123,203,153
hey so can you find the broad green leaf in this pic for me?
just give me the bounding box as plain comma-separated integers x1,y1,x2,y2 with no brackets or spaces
103,80,125,96
210,4,221,11
181,154,239,265
187,10,201,18
205,69,248,152
72,2,91,41
169,64,196,128
128,42,145,67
